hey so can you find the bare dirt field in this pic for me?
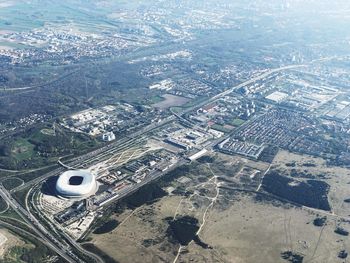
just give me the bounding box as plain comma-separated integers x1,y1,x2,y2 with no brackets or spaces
0,228,25,259
152,94,190,110
272,150,350,217
183,192,350,263
91,196,181,263
90,151,350,263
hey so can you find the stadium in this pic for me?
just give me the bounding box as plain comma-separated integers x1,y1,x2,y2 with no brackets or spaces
56,170,98,199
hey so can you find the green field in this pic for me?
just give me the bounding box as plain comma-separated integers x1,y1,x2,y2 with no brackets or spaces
0,197,8,213
230,118,245,126
211,124,232,133
0,123,99,170
144,95,164,105
2,227,56,263
11,138,34,162
3,178,23,191
0,207,23,221
0,1,111,33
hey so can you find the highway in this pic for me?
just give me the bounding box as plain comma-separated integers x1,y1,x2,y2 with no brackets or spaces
3,63,307,262
180,64,307,115
12,138,144,193
12,64,305,194
11,167,65,193
12,116,176,194
27,185,104,263
0,184,79,263
4,117,177,262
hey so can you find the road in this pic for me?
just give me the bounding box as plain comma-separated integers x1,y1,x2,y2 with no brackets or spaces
5,118,176,262
27,185,104,263
180,64,307,115
12,116,176,194
1,70,80,93
97,158,188,207
12,64,304,193
5,63,307,262
0,184,79,263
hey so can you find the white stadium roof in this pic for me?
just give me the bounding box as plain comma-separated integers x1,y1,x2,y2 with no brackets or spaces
56,170,97,198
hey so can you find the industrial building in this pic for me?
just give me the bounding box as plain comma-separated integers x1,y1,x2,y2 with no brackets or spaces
102,131,116,142
266,91,288,103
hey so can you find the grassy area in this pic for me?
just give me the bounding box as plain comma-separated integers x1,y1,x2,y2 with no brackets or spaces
16,165,58,183
13,189,28,209
230,118,246,126
0,197,8,212
183,96,207,108
0,171,16,178
3,177,23,191
143,95,164,105
0,216,34,234
81,243,117,263
0,207,25,223
2,227,56,263
211,124,232,133
169,106,183,113
29,125,100,154
0,123,99,170
2,245,33,263
11,138,34,162
169,96,207,113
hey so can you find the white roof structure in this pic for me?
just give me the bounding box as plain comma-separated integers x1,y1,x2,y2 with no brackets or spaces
188,149,208,161
102,132,116,142
56,170,98,198
266,91,288,103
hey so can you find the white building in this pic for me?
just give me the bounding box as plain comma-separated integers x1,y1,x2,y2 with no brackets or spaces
266,91,288,103
102,132,116,142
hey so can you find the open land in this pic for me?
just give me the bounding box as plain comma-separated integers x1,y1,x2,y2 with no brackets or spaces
1,1,350,262
152,94,191,110
89,151,350,263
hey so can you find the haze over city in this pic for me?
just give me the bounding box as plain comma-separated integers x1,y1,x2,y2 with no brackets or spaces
0,0,350,262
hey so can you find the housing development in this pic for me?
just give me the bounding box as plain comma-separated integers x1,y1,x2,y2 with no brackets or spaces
0,1,350,263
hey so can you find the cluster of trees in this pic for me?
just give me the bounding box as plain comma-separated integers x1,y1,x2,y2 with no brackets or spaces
2,230,55,263
0,142,11,157
334,227,349,236
263,171,331,211
0,125,98,170
165,216,199,246
259,145,279,163
313,216,327,227
28,129,96,155
122,183,167,209
281,251,303,263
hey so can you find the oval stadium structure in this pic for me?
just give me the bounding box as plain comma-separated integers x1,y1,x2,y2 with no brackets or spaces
56,170,97,198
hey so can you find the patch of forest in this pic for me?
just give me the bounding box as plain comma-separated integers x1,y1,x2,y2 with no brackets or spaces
262,171,331,211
